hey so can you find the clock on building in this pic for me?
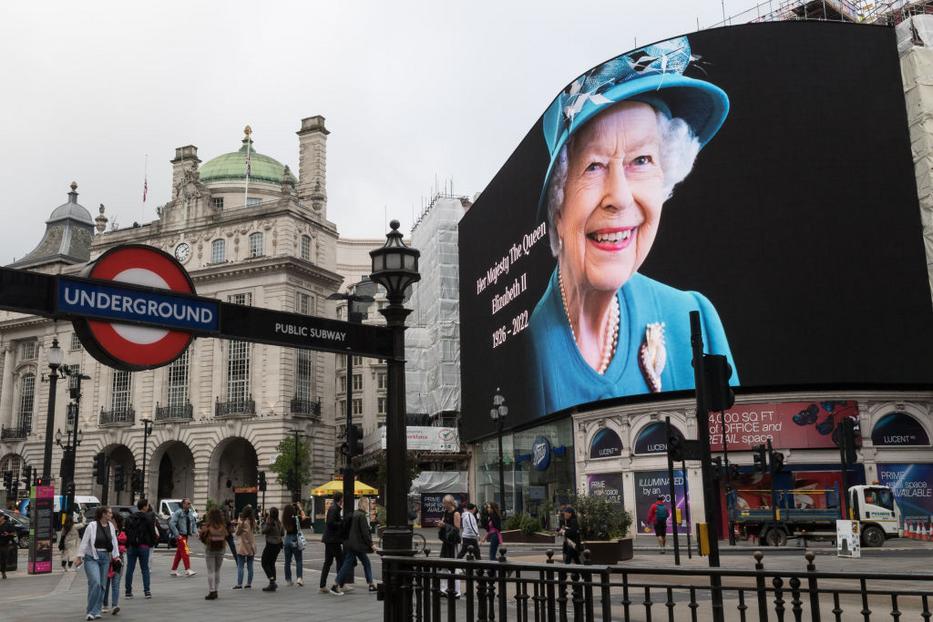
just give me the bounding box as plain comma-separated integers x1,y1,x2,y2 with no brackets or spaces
174,242,192,264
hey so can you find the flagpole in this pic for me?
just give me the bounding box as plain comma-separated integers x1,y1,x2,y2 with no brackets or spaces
243,125,252,208
142,154,148,221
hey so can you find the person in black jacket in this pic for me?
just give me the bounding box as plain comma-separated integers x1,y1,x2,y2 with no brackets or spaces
0,513,15,579
559,506,582,565
319,493,344,592
124,498,158,599
329,497,375,595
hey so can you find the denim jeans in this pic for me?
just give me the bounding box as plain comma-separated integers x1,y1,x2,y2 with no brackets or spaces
336,550,372,585
283,535,303,582
103,565,121,608
83,552,111,616
488,532,500,562
125,546,151,595
236,554,254,586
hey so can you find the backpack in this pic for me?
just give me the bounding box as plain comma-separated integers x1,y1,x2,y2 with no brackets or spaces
654,503,669,522
124,513,142,547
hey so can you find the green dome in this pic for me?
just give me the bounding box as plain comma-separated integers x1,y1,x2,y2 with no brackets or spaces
198,140,297,186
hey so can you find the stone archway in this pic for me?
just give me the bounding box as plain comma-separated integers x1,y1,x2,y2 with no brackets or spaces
101,444,135,507
149,440,195,503
208,436,258,506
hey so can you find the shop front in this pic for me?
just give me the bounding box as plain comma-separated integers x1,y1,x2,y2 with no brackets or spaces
472,417,575,528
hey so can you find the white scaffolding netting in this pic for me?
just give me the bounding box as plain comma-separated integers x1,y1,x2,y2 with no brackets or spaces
406,196,467,417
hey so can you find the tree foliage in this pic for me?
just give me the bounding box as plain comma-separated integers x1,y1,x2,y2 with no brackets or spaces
269,435,314,493
568,492,633,540
372,450,422,495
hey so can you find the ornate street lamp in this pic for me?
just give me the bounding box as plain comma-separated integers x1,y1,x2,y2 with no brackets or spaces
370,220,419,622
490,389,509,518
41,338,64,484
140,418,153,503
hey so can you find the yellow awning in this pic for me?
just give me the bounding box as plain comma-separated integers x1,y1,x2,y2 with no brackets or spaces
311,479,379,496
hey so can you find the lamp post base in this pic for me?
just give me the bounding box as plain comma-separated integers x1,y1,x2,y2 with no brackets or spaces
378,525,415,557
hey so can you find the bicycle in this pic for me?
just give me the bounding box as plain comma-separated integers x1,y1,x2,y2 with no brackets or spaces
376,525,427,555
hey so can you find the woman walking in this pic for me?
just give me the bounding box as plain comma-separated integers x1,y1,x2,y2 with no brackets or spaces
101,513,127,615
281,504,304,587
59,514,82,571
198,508,231,600
233,505,256,589
329,497,376,596
437,495,461,597
260,507,284,592
74,506,121,621
559,506,582,565
482,502,503,562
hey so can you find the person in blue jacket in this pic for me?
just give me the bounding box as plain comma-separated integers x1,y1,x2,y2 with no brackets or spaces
529,36,738,415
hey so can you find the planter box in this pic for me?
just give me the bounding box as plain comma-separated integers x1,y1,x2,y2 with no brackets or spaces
500,530,557,544
584,538,634,564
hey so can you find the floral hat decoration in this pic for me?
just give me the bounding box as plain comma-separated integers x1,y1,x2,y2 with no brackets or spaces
538,35,729,220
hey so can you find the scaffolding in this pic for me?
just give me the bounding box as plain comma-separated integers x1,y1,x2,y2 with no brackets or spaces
707,0,933,28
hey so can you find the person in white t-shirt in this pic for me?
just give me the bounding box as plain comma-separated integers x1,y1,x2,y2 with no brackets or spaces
457,503,481,560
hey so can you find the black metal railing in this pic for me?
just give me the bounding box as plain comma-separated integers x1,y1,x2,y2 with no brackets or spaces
155,402,193,422
214,396,255,418
290,396,321,418
0,426,29,440
99,406,135,427
380,548,933,622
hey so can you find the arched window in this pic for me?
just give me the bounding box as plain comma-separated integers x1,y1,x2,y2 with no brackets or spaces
871,412,930,446
300,235,312,260
17,372,35,432
249,232,263,258
589,427,623,459
633,421,685,455
211,239,225,264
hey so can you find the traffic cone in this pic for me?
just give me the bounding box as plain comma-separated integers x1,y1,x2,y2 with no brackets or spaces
905,520,914,539
926,521,933,542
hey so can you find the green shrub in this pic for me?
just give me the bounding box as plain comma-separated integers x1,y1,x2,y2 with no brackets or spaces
568,492,633,541
504,512,544,535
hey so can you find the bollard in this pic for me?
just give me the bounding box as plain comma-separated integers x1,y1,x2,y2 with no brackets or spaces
805,551,821,622
754,551,769,622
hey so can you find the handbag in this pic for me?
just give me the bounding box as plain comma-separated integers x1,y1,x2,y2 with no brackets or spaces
294,518,306,551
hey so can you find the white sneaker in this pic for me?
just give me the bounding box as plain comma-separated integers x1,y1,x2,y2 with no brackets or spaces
296,578,303,587
285,580,293,586
170,571,179,577
185,569,198,577
341,584,355,592
101,608,109,613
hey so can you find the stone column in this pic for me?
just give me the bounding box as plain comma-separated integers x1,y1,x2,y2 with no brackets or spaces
0,347,13,430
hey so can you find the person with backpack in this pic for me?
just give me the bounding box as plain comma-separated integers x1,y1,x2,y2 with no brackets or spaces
59,514,82,571
124,499,158,599
329,497,376,596
647,496,671,554
198,508,231,600
233,505,256,589
319,492,344,593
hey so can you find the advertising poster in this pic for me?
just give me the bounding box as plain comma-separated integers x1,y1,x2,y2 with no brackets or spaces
459,23,933,443
633,421,685,455
836,520,861,558
589,427,623,459
871,413,930,446
420,492,468,527
877,463,933,534
708,401,858,451
28,484,54,574
634,470,686,534
586,473,624,509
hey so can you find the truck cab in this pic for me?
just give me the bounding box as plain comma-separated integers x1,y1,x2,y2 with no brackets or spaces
848,485,899,547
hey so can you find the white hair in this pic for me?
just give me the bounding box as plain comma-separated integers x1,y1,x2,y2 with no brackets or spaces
546,110,701,257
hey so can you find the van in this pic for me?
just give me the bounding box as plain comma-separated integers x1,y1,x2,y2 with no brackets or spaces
159,499,198,523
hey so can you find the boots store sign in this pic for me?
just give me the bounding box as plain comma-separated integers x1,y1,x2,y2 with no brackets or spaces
0,244,393,371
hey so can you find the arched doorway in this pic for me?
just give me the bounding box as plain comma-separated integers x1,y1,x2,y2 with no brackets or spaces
209,437,258,506
101,444,135,507
150,441,195,503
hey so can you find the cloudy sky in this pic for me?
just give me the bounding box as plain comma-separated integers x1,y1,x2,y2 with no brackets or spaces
0,1,765,263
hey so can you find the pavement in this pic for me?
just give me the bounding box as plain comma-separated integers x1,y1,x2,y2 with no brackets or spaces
0,534,930,621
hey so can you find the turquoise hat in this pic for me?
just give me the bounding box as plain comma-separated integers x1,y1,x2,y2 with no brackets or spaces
538,36,729,220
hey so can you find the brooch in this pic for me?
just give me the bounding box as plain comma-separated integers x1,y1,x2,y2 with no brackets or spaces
639,322,666,393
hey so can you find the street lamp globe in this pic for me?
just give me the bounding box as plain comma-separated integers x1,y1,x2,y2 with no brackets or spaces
369,220,420,302
47,337,63,370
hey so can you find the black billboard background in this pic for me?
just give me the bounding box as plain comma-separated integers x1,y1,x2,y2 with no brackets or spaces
459,22,933,442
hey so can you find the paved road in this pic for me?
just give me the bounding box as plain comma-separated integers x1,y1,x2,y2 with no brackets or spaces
1,536,930,621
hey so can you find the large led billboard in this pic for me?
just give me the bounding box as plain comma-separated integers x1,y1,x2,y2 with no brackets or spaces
459,22,933,442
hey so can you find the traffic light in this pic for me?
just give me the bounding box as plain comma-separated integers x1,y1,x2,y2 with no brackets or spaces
113,465,125,492
710,456,723,480
769,449,785,474
22,464,32,487
703,354,735,412
728,463,740,482
131,469,143,493
752,444,768,473
348,425,363,456
668,433,684,462
839,418,859,465
258,471,267,492
93,453,106,485
2,471,11,492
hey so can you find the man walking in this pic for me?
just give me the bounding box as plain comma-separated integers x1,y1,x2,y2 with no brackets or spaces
0,513,15,579
319,493,345,592
169,498,198,576
125,498,158,598
647,496,671,554
457,503,481,560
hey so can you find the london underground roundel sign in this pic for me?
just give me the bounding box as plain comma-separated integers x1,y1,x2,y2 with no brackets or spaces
71,244,201,371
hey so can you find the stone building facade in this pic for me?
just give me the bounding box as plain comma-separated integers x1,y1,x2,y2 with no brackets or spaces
0,116,343,512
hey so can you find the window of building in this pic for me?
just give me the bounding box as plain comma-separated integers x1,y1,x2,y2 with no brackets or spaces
336,356,344,370
70,333,82,351
111,370,132,413
378,397,387,414
20,341,37,360
338,401,346,417
352,355,362,366
352,374,362,391
211,239,225,263
338,375,347,394
17,372,35,431
352,398,363,415
167,348,190,408
297,292,313,315
377,373,387,390
296,349,313,402
68,365,81,391
246,197,262,207
226,293,252,402
249,232,263,257
213,197,224,210
300,235,312,260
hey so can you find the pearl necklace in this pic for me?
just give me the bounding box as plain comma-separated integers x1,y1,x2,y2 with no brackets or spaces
558,269,620,375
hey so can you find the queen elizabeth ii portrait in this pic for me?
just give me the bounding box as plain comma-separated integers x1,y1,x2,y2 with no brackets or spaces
529,36,739,414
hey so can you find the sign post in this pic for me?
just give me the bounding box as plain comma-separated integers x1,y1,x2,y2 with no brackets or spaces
28,483,54,574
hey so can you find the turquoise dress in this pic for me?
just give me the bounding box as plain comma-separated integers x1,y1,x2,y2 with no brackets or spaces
529,269,738,415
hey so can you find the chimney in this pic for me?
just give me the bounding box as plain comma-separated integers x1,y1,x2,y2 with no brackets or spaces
171,145,200,197
296,116,329,215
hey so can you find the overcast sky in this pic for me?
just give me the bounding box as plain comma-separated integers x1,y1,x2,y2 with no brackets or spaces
0,1,765,264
